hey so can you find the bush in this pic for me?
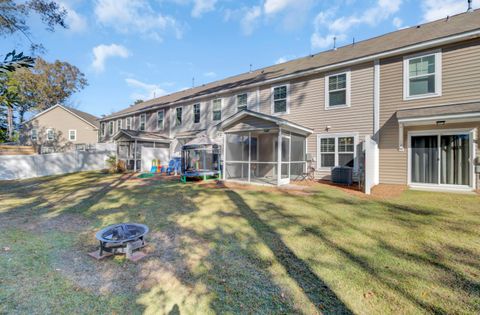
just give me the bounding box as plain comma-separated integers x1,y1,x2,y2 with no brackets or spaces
106,155,126,173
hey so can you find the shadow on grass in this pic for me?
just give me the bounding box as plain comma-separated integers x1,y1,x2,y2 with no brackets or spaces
225,189,354,314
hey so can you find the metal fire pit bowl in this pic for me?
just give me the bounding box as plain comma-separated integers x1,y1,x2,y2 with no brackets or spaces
95,223,149,256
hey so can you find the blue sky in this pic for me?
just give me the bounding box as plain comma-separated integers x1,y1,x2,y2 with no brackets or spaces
2,0,479,117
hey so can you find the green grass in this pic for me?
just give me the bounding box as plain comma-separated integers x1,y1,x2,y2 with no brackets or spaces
0,172,479,314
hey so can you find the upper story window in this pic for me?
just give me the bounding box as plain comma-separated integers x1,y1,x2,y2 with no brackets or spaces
101,123,106,137
31,129,38,140
68,129,77,141
139,113,146,131
212,99,222,121
404,50,442,100
116,119,122,131
325,71,350,109
108,121,114,135
272,85,288,114
176,107,182,126
236,93,248,112
157,110,164,130
125,117,132,130
318,134,356,169
46,128,54,141
193,103,201,124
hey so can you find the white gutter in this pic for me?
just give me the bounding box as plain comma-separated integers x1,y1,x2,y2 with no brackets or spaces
101,29,480,121
398,112,480,123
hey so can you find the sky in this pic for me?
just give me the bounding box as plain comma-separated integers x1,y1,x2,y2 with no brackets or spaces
2,0,479,117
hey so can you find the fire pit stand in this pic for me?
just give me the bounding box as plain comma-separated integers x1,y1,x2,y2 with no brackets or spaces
89,223,149,262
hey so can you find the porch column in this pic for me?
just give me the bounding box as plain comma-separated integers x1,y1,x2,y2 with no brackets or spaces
222,134,226,180
134,139,138,172
277,128,282,186
248,132,251,183
398,123,404,151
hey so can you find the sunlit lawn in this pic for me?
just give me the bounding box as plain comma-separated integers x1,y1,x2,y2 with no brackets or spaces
0,171,479,314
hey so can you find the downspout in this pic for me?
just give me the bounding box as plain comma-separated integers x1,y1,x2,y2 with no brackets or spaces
134,139,137,172
277,128,282,186
373,59,381,185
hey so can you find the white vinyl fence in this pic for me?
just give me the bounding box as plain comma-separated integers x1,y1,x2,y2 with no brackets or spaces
141,147,170,172
0,149,115,180
364,135,379,194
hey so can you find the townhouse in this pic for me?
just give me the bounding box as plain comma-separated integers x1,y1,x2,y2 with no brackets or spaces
100,9,480,192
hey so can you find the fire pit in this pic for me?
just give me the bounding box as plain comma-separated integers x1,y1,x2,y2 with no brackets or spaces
90,223,149,261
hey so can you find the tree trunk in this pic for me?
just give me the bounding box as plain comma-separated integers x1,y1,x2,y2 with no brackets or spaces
6,105,13,141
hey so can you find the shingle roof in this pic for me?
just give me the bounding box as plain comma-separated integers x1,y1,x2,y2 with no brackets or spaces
104,9,480,120
113,130,171,142
66,106,100,128
396,102,480,120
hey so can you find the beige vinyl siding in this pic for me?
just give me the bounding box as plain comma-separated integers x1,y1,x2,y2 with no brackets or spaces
21,106,98,148
379,38,480,184
258,62,374,178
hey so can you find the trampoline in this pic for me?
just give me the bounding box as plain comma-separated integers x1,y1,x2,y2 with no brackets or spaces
181,136,221,182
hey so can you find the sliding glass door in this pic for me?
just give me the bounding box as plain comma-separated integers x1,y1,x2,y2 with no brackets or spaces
410,132,471,187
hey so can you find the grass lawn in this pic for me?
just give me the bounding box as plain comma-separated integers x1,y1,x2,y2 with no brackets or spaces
0,172,479,314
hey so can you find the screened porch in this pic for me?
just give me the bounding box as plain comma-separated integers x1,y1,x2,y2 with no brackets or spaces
221,110,313,186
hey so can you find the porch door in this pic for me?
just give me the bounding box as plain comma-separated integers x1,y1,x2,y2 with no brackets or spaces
411,134,470,186
279,135,291,185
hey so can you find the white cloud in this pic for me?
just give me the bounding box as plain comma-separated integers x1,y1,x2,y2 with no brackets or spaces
125,78,168,100
275,54,297,64
421,0,478,22
58,1,87,32
192,0,217,17
94,0,183,41
311,0,402,50
203,71,217,77
92,44,130,72
240,6,262,35
392,17,403,29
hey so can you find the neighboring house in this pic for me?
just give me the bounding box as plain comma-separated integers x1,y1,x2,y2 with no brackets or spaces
21,104,99,153
100,9,480,192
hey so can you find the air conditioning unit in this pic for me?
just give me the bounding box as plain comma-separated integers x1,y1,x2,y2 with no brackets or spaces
331,166,353,185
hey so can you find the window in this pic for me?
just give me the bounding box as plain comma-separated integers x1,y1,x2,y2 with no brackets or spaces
126,117,132,130
31,129,38,141
212,99,222,121
108,121,114,135
116,119,122,131
139,113,146,131
236,93,248,112
272,85,288,114
318,134,356,169
101,123,106,137
46,129,54,141
325,71,350,108
404,51,441,99
176,107,182,126
157,110,164,130
68,129,77,141
193,104,201,124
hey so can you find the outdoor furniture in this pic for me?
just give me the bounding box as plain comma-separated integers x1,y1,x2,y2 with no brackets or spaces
166,157,181,175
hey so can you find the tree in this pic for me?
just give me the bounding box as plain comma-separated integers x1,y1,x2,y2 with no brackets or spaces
0,50,34,141
133,99,144,105
0,0,67,52
9,57,88,123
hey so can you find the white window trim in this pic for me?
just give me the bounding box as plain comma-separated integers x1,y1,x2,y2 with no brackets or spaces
316,132,359,171
193,103,201,124
139,113,146,131
68,129,77,141
175,106,183,127
125,117,132,130
236,93,248,112
324,70,351,110
407,128,475,191
403,49,442,100
157,110,165,130
101,123,106,137
271,83,290,115
46,128,54,141
31,129,38,140
212,98,222,121
116,119,122,131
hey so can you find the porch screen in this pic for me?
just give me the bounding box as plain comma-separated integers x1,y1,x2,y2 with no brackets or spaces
411,136,438,184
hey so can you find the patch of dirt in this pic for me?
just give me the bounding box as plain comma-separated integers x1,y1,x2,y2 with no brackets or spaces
370,184,407,199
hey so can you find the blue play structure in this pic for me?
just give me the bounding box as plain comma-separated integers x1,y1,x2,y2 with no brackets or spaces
164,157,181,175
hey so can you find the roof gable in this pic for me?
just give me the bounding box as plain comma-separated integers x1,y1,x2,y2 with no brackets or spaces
23,104,99,129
